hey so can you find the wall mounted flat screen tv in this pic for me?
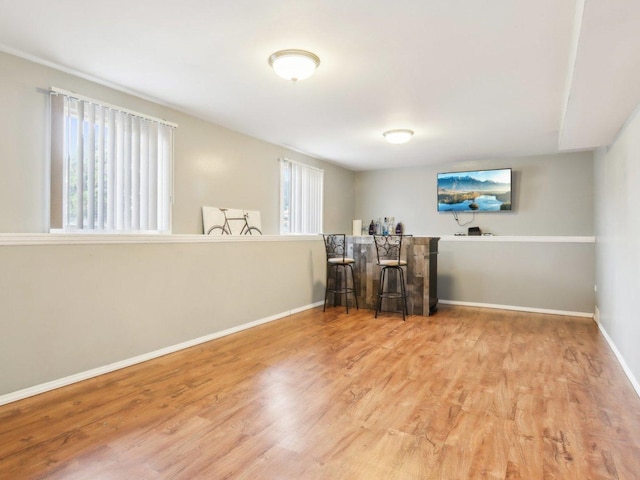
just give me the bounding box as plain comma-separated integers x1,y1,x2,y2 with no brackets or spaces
437,168,512,212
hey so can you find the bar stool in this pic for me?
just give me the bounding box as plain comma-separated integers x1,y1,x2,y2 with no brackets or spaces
374,235,410,320
322,234,359,313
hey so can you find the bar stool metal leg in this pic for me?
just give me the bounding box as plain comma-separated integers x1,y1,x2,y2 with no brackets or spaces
376,266,408,320
375,266,386,318
342,265,349,314
398,267,408,320
323,265,330,312
348,264,359,310
324,263,359,313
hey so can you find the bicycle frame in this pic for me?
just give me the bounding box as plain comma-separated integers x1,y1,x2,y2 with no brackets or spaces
206,208,261,235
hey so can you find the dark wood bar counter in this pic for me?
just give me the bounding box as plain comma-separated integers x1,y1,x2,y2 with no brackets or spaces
343,235,439,316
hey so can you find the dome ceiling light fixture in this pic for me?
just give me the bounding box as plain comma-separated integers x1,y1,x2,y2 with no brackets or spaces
383,129,415,144
269,49,320,83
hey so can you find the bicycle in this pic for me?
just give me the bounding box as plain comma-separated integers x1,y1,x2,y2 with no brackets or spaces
206,208,262,235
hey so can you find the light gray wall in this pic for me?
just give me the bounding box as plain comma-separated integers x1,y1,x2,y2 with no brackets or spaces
355,152,595,313
0,51,356,234
0,238,326,396
355,151,594,236
594,105,640,389
439,239,594,313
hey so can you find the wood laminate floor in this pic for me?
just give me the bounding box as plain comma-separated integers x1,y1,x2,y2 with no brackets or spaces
1,306,639,479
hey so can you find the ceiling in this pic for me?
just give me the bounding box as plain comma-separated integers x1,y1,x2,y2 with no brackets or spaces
0,0,639,171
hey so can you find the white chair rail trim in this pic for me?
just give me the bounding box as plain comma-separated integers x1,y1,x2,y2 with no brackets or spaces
438,235,595,243
0,233,321,247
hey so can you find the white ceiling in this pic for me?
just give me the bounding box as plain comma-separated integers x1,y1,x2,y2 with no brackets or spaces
0,0,638,171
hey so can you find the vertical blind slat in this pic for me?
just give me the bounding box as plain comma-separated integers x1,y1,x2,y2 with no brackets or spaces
131,117,140,230
97,106,105,230
86,102,96,229
75,100,84,229
123,115,132,230
63,97,71,228
159,126,171,231
148,123,158,230
106,109,116,230
115,111,125,230
140,120,149,230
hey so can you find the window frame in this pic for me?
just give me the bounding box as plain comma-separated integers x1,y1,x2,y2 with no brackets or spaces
49,87,176,234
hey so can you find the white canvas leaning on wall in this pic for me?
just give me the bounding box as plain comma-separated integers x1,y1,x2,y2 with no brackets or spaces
202,206,262,235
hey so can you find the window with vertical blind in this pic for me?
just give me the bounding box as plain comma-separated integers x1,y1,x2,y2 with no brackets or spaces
49,88,176,233
279,158,323,234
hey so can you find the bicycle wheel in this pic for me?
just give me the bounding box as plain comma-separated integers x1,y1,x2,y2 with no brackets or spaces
207,225,228,235
244,227,262,235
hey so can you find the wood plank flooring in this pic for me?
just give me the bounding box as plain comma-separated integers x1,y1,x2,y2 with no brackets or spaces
1,305,639,479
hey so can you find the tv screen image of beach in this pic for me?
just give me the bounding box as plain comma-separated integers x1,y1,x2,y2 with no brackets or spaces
437,168,512,212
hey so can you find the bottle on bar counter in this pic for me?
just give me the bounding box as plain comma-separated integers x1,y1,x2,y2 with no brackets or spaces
369,220,375,235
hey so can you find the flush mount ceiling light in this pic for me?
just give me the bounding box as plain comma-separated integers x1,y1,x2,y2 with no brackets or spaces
383,129,414,144
269,49,320,83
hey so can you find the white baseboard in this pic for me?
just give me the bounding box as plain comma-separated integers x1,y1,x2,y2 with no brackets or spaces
7,300,623,408
438,299,594,318
0,301,324,407
595,318,640,399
